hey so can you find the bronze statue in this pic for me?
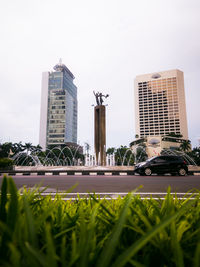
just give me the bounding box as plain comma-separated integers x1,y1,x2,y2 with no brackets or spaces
93,91,109,106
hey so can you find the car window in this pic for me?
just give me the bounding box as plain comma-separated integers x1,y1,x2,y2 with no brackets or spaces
166,156,182,162
153,157,166,163
165,157,174,161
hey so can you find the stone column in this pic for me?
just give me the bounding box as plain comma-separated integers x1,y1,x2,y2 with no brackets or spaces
94,105,106,165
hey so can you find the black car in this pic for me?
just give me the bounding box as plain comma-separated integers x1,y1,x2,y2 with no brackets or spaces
134,155,188,176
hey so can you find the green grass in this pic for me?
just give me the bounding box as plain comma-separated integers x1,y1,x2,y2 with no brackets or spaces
0,175,200,267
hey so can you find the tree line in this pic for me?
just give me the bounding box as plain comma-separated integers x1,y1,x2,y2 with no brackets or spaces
0,140,199,166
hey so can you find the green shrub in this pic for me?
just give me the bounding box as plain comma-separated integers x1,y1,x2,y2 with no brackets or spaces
0,176,200,266
0,158,14,169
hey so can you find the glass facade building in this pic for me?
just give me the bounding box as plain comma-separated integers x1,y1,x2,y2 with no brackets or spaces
39,61,77,149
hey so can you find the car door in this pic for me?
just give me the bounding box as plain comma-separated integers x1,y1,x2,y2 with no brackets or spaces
150,157,169,174
167,156,181,172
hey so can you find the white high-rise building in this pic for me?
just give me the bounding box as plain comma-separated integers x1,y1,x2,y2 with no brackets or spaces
134,69,188,139
39,61,77,150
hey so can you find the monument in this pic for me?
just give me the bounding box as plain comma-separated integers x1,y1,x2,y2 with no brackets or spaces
93,91,109,165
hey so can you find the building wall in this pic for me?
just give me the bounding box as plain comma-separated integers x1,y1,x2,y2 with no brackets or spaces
134,69,188,139
39,72,49,150
39,63,77,150
146,136,181,158
146,136,162,157
131,136,185,158
63,71,77,143
176,71,188,139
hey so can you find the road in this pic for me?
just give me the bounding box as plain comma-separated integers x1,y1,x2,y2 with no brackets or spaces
0,174,200,193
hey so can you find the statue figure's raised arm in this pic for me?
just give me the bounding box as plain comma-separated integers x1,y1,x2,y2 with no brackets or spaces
99,93,109,105
93,91,109,106
93,91,100,106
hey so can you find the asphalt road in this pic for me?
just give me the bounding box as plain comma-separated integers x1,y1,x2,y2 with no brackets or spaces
0,174,200,193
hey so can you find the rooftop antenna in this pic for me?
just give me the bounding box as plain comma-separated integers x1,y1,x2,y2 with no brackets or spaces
59,58,62,64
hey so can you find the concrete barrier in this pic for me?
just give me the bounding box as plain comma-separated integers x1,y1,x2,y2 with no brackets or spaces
0,165,200,176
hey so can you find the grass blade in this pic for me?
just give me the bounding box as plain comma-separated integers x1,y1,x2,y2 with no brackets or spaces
111,199,195,267
45,223,58,267
0,175,8,222
194,242,200,267
25,242,46,266
23,196,38,248
7,177,18,231
96,193,133,267
170,221,184,267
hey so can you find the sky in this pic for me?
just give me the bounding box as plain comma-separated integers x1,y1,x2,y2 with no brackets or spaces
0,0,200,151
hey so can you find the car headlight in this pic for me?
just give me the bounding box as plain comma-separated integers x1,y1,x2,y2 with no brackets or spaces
135,162,146,168
138,162,146,167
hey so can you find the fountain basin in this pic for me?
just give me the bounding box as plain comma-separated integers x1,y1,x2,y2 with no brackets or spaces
14,165,134,171
0,165,197,176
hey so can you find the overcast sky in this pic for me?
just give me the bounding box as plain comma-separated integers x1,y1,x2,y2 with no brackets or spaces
0,0,200,150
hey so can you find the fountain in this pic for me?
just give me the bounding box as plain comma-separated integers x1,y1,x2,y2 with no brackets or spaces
84,153,115,166
11,145,138,168
131,145,148,164
161,148,197,165
12,151,42,166
114,148,135,166
12,146,84,167
8,144,199,175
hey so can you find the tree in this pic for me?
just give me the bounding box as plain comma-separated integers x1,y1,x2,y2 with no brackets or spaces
0,142,14,158
32,144,43,154
12,142,24,153
135,144,148,163
106,146,135,165
0,158,14,169
180,140,191,152
186,147,200,166
106,147,115,155
41,145,85,166
115,146,135,166
22,143,34,154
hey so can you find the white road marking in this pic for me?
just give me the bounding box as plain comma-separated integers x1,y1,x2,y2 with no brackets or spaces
15,191,200,201
30,192,199,195
49,197,197,201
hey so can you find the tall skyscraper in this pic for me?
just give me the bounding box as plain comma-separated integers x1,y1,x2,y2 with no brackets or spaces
134,69,188,139
39,60,77,150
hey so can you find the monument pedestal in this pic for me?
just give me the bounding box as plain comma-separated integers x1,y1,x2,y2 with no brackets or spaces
94,105,106,165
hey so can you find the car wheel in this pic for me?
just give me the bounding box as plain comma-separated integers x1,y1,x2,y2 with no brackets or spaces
178,168,187,176
144,168,152,176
